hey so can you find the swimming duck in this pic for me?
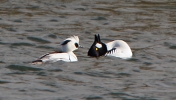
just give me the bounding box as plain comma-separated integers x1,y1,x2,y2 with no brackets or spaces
31,36,80,64
88,34,132,59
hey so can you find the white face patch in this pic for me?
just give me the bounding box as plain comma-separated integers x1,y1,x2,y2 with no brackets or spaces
95,43,102,48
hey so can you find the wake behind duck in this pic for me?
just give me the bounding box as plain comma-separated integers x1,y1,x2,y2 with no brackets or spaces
88,34,132,59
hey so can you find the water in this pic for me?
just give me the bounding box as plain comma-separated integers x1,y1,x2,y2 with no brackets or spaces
0,0,176,100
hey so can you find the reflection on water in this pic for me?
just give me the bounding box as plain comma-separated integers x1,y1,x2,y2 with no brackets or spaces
0,0,176,100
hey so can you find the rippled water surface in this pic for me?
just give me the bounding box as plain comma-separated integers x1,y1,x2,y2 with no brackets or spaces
0,0,176,100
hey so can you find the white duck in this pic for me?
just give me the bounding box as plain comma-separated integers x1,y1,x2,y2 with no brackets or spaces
88,34,132,59
31,36,80,64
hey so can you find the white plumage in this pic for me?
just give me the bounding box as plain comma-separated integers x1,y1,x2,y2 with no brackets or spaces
31,36,80,64
105,40,132,59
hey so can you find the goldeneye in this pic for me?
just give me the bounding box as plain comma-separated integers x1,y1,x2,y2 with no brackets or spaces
88,34,132,59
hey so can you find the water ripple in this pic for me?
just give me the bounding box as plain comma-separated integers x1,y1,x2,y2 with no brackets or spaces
6,65,43,71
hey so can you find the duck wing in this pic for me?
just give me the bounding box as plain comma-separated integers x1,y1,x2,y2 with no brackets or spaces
105,47,122,57
39,51,62,59
106,47,130,59
31,51,70,64
105,47,132,59
105,40,132,59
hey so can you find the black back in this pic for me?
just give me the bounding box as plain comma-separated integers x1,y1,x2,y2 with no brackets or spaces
88,34,107,57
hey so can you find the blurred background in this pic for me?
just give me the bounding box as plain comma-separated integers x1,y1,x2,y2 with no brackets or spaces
0,0,176,100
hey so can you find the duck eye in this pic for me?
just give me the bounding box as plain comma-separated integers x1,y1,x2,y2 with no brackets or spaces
75,43,79,48
96,48,98,51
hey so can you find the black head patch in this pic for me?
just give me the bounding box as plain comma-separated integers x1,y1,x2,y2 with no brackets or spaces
88,34,107,57
61,40,71,45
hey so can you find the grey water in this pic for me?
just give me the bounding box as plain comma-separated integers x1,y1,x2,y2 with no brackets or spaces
0,0,176,100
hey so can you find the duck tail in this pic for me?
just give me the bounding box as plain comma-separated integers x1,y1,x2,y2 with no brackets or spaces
30,59,43,65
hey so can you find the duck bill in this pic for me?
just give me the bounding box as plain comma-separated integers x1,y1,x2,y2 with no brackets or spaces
79,45,84,48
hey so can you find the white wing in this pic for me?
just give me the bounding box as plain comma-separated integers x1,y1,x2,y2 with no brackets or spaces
41,52,77,63
105,40,132,59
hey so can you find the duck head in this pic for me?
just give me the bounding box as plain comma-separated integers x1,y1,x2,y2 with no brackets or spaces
88,34,107,57
61,36,81,52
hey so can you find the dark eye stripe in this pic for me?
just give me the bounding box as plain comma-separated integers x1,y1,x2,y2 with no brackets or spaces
61,40,71,45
